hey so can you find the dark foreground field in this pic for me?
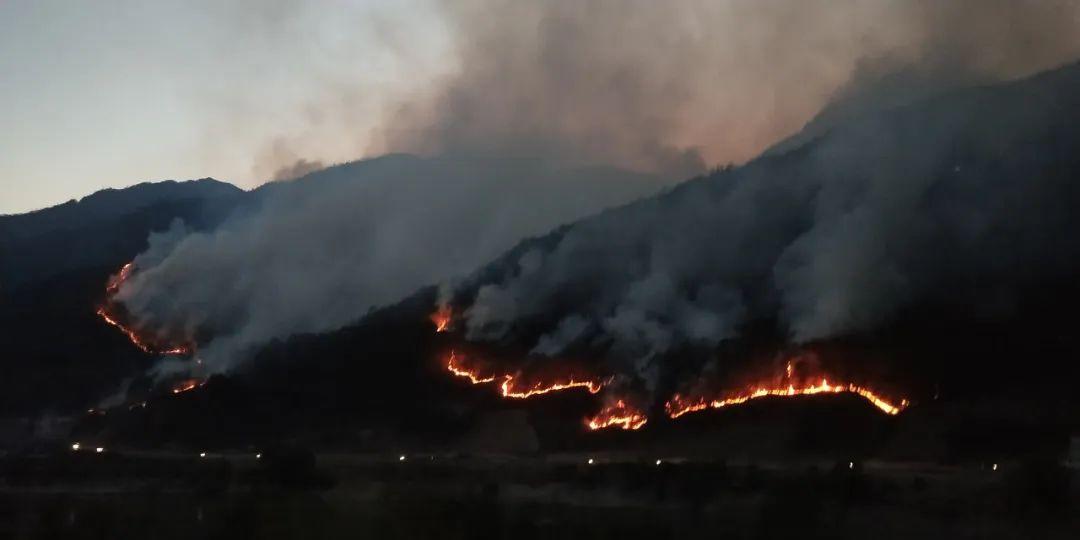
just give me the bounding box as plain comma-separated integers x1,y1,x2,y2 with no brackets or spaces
1,449,1077,539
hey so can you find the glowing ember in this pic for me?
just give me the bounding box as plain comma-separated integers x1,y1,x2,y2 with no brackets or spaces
445,351,607,399
97,262,192,355
665,362,909,419
171,379,204,394
430,305,452,332
585,400,648,431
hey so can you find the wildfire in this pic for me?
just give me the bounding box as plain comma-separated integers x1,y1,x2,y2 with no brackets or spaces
171,379,204,394
665,362,909,419
446,351,498,384
97,262,192,355
430,305,452,333
96,306,191,355
500,375,604,399
585,400,648,431
446,351,636,430
446,351,606,399
106,262,134,294
435,312,909,433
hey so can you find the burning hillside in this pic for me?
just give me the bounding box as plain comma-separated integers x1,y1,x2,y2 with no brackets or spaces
585,400,649,431
436,308,908,432
97,262,193,356
447,349,647,431
446,351,607,399
418,61,1080,437
69,61,1080,452
664,355,909,419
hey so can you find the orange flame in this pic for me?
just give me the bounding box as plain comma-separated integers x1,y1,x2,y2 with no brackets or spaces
665,362,909,419
585,400,648,431
430,306,452,333
106,262,134,295
446,351,641,430
171,379,204,394
446,351,498,384
500,374,605,399
446,351,607,398
97,262,192,355
436,316,908,433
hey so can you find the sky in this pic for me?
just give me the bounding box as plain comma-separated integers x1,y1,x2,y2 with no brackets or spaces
0,0,451,214
3,0,1080,215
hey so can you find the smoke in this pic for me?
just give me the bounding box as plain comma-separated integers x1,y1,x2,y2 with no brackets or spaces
459,59,1080,390
252,136,329,182
378,0,1080,174
115,1,1080,379
115,156,663,371
271,158,325,182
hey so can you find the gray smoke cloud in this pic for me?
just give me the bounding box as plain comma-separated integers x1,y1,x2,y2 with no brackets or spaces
116,0,1080,379
271,158,326,182
460,60,1080,388
196,1,1080,187
116,156,663,371
378,0,1080,173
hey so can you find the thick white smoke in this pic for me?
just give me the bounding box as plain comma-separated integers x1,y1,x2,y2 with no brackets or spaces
115,155,663,371
460,62,1080,386
115,0,1080,380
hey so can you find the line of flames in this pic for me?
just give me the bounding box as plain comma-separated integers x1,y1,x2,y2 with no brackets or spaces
98,262,192,356
446,351,644,430
446,351,606,398
106,262,134,294
665,376,910,419
172,378,204,394
436,309,913,431
96,306,191,356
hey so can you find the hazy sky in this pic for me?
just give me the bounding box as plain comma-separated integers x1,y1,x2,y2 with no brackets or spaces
0,0,451,214
4,1,1079,215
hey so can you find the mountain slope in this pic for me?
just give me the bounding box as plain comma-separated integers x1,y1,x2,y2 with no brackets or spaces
141,59,1080,453
1,179,243,293
441,58,1080,384
2,154,667,419
0,179,246,417
107,153,668,373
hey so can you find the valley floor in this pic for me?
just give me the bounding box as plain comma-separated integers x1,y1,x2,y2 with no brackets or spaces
1,450,1078,539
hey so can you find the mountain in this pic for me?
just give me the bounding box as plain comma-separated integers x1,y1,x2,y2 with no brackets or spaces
99,153,668,374
761,63,984,159
92,59,1080,457
1,178,243,293
0,154,665,421
0,179,245,418
13,60,1080,461
438,58,1080,394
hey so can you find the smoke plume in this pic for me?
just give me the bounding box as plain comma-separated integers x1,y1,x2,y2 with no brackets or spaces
459,60,1080,388
116,0,1080,378
378,0,1080,172
116,156,662,370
